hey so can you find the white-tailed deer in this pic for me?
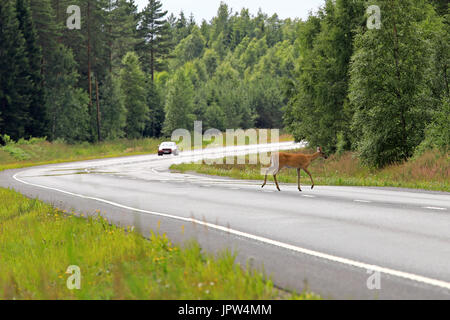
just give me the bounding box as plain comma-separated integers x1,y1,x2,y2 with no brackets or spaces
261,147,328,192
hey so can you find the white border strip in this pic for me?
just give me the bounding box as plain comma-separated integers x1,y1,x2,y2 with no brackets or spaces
12,172,450,291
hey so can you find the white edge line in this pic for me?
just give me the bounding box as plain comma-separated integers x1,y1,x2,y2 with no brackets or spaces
12,172,450,291
424,207,447,211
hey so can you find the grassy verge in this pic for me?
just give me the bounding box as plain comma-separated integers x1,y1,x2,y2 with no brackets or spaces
0,133,294,171
0,138,163,172
0,137,317,300
0,188,319,299
170,149,449,192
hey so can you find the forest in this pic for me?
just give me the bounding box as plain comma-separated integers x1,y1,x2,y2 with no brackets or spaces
0,0,448,168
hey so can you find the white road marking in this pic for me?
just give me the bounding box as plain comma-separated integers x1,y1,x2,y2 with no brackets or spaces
424,207,447,211
12,172,450,291
303,195,315,198
354,200,372,203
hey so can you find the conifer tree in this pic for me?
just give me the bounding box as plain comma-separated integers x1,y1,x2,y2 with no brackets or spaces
16,0,47,138
137,0,171,81
0,0,30,140
120,52,149,138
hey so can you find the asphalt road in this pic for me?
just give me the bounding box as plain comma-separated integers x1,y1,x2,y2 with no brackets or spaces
1,142,449,300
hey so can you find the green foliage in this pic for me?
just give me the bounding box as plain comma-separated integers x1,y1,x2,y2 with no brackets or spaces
418,97,450,153
144,80,165,138
120,52,149,139
2,0,448,161
0,0,30,140
108,0,139,73
349,0,437,167
16,0,47,138
284,0,366,153
99,74,127,140
46,45,90,143
163,67,195,136
137,0,172,79
171,27,206,68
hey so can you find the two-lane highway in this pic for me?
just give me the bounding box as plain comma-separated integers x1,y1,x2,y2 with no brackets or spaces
1,142,449,299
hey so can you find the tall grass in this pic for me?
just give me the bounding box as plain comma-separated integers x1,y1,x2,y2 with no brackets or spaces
0,188,318,300
171,149,449,192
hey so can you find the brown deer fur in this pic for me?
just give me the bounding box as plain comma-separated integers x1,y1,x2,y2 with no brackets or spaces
261,147,328,192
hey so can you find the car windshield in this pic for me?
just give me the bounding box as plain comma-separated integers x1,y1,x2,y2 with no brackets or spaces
161,142,175,148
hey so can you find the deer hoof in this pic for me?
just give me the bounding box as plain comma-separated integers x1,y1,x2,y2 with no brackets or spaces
311,185,314,190
298,188,302,192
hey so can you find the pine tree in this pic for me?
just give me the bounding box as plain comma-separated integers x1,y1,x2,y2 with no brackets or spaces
171,26,206,68
144,80,165,137
163,67,195,136
120,52,149,138
137,0,171,81
107,0,139,74
46,45,90,142
30,0,59,68
0,0,30,140
100,74,127,139
16,0,47,138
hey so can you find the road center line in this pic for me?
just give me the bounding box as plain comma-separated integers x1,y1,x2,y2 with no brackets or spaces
424,207,447,211
354,200,372,203
12,172,450,291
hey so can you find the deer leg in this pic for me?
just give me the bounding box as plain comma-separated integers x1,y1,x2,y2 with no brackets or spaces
262,164,275,188
273,174,281,191
297,168,302,192
303,168,315,190
262,169,269,188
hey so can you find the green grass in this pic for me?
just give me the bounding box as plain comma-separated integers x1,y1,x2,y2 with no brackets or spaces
170,149,450,192
0,138,163,172
0,188,319,300
0,133,294,172
0,137,318,300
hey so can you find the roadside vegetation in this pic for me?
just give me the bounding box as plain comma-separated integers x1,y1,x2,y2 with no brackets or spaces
0,132,293,171
171,148,449,192
0,137,318,300
0,188,318,300
0,136,163,172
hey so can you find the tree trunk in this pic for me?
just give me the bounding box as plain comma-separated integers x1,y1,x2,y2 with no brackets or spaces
95,77,101,142
150,47,154,82
87,0,92,108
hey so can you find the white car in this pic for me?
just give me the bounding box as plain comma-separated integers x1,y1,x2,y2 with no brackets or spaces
158,142,179,156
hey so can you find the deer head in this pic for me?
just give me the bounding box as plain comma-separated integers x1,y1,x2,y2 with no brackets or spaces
317,147,328,159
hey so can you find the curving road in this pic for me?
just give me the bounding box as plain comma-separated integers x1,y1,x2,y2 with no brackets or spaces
1,142,449,300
